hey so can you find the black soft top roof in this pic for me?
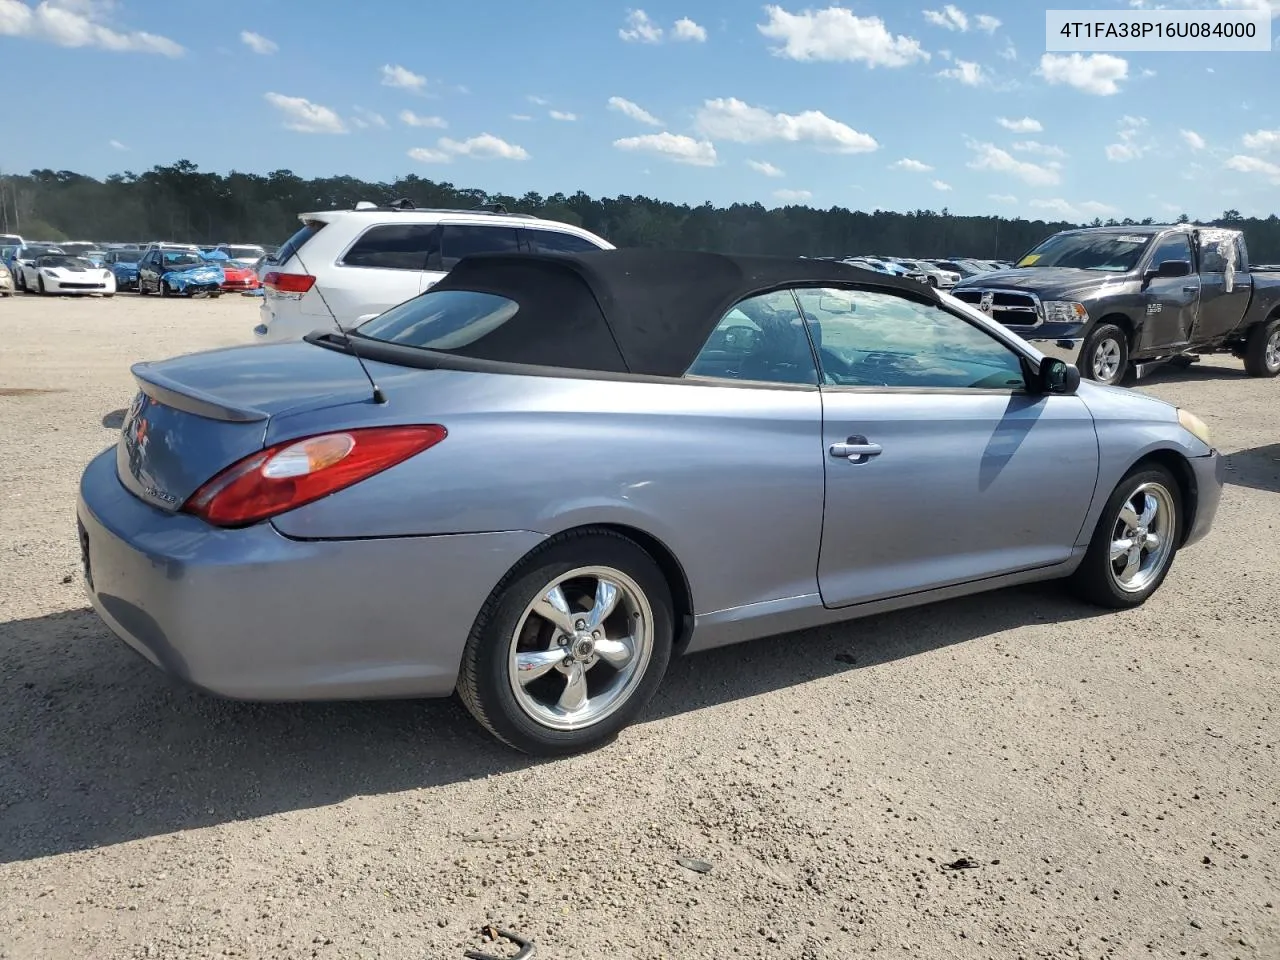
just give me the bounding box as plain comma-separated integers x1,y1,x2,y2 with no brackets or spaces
423,248,942,377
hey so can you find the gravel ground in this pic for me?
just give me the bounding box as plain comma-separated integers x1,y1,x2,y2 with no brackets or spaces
1,293,1278,960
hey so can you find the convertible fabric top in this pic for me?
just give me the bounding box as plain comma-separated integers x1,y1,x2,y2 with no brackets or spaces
426,249,942,377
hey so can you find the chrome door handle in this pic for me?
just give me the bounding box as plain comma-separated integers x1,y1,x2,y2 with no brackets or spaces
829,439,883,462
1182,285,1199,293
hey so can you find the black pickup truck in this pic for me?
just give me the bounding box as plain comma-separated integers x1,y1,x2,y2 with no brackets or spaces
951,224,1280,385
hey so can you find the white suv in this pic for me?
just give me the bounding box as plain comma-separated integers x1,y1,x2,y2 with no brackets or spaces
253,202,614,342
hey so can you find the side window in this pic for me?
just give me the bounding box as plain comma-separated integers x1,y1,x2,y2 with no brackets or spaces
340,224,439,270
523,229,602,254
1148,233,1192,269
686,290,818,385
794,287,1027,391
439,224,521,269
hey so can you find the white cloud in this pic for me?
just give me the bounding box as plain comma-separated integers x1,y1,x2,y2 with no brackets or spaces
351,107,387,129
399,109,446,128
1106,115,1151,161
1242,128,1280,151
619,8,663,42
999,39,1017,59
976,13,1001,32
1225,154,1280,183
758,4,930,68
988,193,1018,203
509,114,533,121
549,109,577,121
1140,68,1157,78
747,159,786,177
774,189,813,203
695,97,879,153
1037,52,1128,95
967,140,1061,185
1030,198,1118,219
380,63,426,92
1012,140,1066,158
923,5,968,30
608,96,662,126
891,158,934,172
1180,129,1206,150
672,16,707,41
1105,142,1143,161
613,131,718,166
264,92,347,134
108,138,127,150
527,95,549,106
932,179,952,191
240,30,276,54
409,134,530,163
938,59,986,85
0,0,183,56
997,116,1042,133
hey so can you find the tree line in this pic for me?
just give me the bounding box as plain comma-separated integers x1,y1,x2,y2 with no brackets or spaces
2,160,1279,263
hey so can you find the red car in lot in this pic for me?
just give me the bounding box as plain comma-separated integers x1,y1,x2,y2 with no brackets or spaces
220,260,262,292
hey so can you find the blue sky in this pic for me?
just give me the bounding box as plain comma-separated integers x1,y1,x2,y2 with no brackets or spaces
1,0,1277,221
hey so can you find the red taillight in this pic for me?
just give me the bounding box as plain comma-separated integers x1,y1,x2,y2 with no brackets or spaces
183,425,447,527
264,271,316,294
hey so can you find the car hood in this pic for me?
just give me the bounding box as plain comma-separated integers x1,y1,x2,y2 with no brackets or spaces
956,267,1130,298
1074,377,1178,423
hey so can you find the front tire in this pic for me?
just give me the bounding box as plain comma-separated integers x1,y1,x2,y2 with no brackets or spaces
1081,323,1130,386
159,278,169,297
457,530,674,756
37,276,46,295
1242,316,1280,378
1069,465,1182,609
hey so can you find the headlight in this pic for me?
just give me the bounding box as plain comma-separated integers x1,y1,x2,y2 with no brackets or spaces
1041,300,1089,324
41,269,57,277
1178,408,1212,447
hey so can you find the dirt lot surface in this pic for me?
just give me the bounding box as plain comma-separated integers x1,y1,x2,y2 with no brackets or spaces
1,292,1278,960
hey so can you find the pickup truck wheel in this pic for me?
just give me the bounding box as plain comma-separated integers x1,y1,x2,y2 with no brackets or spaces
1242,317,1280,378
1069,465,1181,609
1081,323,1129,386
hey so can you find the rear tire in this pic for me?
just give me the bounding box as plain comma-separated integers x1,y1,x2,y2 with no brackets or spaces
456,530,674,756
159,278,169,297
1069,465,1182,609
1080,322,1130,386
1242,316,1280,378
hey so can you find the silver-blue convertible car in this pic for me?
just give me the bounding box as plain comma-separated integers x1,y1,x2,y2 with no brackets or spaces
77,250,1223,754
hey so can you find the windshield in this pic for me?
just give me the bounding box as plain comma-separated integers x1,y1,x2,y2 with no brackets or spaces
162,252,203,268
357,289,520,349
1017,232,1153,272
58,242,96,255
40,255,95,269
111,250,142,263
22,246,62,259
222,245,263,260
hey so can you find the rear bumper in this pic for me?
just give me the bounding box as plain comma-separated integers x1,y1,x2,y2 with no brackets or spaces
76,447,546,700
1184,449,1225,549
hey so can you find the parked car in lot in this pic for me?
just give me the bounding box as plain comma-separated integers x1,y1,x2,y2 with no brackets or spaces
253,201,614,342
103,248,142,290
19,254,116,296
78,249,1222,754
219,259,262,293
0,259,13,296
889,257,961,289
9,244,64,291
137,244,224,297
952,224,1280,384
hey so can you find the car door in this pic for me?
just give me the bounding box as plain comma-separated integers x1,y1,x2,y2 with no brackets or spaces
1136,231,1200,352
139,249,160,291
792,286,1101,608
332,223,440,318
1191,231,1252,344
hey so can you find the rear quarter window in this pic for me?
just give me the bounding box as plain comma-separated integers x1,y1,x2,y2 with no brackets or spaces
522,229,603,254
357,290,520,348
340,223,440,270
439,224,521,269
274,220,326,265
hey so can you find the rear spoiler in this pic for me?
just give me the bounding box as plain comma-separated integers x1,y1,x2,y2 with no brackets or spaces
131,362,269,423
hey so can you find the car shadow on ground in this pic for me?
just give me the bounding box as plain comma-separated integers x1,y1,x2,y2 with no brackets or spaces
1223,443,1280,494
0,583,1106,865
101,408,127,429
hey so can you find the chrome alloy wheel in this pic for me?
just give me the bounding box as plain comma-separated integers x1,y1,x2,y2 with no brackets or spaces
507,566,654,731
1092,337,1122,382
1266,328,1280,373
1109,482,1176,594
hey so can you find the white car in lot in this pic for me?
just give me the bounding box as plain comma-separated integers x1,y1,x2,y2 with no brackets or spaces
253,202,614,342
19,254,116,296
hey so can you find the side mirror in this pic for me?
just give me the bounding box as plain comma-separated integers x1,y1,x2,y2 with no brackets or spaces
1040,356,1080,395
1143,258,1191,285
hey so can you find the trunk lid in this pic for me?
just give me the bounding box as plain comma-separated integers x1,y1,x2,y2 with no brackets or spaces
114,341,397,511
